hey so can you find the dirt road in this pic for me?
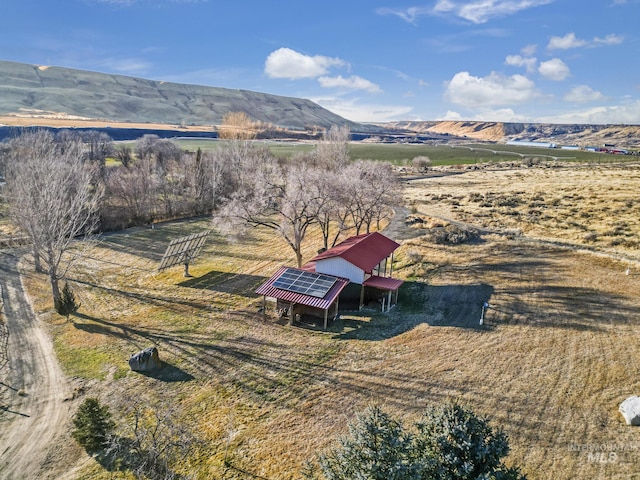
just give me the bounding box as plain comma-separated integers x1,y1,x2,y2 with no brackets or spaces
0,251,70,480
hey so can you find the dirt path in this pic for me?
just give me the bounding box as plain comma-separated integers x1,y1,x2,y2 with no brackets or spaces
0,251,70,480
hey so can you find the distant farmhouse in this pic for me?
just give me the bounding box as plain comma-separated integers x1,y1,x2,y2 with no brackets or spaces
256,232,403,329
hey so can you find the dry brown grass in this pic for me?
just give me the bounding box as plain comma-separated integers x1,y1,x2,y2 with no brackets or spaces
18,165,640,479
407,163,640,256
0,114,215,131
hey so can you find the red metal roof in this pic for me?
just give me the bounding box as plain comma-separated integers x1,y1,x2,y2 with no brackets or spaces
310,232,400,273
255,266,350,310
363,275,404,291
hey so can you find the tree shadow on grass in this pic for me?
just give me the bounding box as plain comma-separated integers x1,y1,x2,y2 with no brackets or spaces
178,270,267,297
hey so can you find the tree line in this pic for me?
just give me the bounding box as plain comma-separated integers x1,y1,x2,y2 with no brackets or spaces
0,125,398,303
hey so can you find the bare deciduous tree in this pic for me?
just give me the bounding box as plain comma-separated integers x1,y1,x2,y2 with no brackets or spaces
115,144,133,168
219,111,258,140
314,125,351,171
216,153,323,267
343,160,398,234
103,397,202,480
105,156,157,226
5,130,103,303
314,170,351,250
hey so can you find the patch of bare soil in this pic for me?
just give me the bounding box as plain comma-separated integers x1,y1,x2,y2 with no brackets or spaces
0,252,73,479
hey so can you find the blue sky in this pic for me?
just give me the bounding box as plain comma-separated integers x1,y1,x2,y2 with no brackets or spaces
2,0,639,124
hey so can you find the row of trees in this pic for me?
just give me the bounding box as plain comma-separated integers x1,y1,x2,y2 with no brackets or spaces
0,125,398,303
216,126,399,266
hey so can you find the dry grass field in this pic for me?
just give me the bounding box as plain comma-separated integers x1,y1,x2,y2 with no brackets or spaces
16,163,640,479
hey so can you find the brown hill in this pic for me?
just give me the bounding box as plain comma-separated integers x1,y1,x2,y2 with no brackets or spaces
382,121,640,148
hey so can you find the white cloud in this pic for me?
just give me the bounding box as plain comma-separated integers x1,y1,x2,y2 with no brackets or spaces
457,0,555,23
445,71,539,108
521,44,537,56
318,75,381,93
375,6,431,24
377,0,555,24
440,110,463,120
440,107,530,122
96,57,152,75
538,58,570,81
314,97,413,123
548,32,623,50
505,54,537,73
547,32,587,50
593,34,624,46
563,85,605,103
539,100,640,124
473,108,530,122
264,48,346,80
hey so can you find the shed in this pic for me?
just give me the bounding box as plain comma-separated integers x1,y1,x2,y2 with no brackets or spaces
307,232,403,312
255,266,350,329
256,232,404,329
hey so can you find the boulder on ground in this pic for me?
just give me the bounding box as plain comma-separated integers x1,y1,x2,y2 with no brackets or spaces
129,346,161,372
619,396,640,426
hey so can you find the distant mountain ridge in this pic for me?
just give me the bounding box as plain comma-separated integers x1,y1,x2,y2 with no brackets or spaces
1,60,638,145
383,121,640,148
0,59,368,131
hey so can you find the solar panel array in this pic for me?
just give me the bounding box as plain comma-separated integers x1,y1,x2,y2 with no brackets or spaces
272,268,338,298
158,230,210,271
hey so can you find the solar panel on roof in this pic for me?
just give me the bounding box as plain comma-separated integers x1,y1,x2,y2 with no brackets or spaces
272,268,338,298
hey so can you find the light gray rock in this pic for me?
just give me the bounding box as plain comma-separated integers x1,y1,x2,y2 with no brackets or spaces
619,396,640,426
129,346,161,372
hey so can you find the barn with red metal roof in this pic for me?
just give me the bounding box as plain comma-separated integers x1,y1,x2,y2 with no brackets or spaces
255,232,403,328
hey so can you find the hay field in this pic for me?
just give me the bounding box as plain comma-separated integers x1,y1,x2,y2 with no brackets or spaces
19,163,640,479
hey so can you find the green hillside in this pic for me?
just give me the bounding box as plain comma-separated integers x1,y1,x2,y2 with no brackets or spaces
0,60,367,130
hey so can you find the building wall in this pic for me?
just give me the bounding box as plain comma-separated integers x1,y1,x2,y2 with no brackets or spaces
315,257,365,284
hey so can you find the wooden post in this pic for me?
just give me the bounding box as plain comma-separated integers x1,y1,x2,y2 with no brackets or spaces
359,285,365,310
324,309,328,330
389,252,394,277
387,290,392,312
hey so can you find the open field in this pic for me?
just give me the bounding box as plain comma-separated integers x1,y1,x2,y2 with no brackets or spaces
171,138,629,165
9,164,640,479
0,115,216,132
406,163,640,257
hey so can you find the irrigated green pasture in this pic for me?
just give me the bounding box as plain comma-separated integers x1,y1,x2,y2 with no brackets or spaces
171,138,623,165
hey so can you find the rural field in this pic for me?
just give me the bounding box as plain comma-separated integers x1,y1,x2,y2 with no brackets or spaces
7,161,640,479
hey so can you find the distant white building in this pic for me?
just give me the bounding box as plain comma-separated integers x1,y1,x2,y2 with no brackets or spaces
506,140,557,149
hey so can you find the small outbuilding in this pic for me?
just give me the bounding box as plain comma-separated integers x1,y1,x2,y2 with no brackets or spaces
256,266,350,329
256,232,403,328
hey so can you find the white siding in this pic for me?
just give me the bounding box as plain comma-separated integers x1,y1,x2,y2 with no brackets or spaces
315,257,364,284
